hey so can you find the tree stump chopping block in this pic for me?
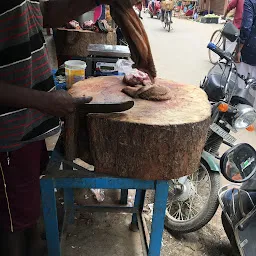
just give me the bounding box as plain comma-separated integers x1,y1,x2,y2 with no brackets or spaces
68,76,211,180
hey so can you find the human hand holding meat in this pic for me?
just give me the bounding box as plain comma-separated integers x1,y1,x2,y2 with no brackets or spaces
99,0,172,101
98,0,156,80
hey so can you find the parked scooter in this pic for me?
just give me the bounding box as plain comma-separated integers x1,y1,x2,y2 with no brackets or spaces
148,0,161,18
165,22,256,234
219,143,256,256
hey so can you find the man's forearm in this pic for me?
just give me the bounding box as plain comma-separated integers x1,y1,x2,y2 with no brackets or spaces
41,0,98,28
223,9,229,18
0,82,48,111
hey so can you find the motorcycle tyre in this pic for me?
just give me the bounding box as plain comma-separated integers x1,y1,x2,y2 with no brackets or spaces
164,162,220,233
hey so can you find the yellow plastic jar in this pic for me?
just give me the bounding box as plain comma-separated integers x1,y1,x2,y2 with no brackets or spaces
65,60,87,89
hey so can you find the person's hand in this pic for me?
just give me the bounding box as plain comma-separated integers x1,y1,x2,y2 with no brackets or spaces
38,90,92,117
234,51,241,63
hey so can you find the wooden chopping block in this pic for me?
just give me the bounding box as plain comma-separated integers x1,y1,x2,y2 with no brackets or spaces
55,29,117,58
67,76,211,180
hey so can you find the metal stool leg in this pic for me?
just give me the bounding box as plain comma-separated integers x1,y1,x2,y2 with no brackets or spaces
131,189,146,231
64,188,75,224
148,181,169,256
40,179,61,256
120,189,129,205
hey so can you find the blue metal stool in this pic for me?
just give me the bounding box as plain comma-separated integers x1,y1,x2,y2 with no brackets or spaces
41,146,169,256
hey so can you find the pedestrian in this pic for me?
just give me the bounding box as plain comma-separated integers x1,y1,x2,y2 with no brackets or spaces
135,1,143,19
222,0,244,53
223,0,244,29
160,0,174,22
235,0,256,107
0,0,111,255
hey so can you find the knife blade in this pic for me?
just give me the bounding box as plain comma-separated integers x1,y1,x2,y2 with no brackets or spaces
77,100,134,113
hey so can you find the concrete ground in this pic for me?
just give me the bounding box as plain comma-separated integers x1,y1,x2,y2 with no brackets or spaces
45,14,256,256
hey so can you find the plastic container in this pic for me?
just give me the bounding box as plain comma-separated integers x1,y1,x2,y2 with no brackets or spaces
65,60,87,89
116,59,134,75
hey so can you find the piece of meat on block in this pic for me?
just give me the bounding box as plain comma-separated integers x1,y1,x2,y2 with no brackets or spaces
66,76,211,180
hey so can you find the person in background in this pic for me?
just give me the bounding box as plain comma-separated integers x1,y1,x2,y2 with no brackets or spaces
136,1,143,19
235,0,256,108
143,0,149,8
151,0,156,12
160,0,174,22
223,0,244,29
160,0,165,21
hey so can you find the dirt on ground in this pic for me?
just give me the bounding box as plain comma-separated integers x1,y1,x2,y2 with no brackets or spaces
51,188,234,256
160,208,232,256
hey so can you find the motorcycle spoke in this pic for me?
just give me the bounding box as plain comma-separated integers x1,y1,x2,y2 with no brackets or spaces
167,201,173,211
187,196,199,217
186,202,199,219
171,208,181,219
178,202,184,220
193,192,205,204
192,176,209,185
167,165,212,222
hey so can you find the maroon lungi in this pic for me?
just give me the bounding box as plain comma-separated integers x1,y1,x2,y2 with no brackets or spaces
0,141,48,232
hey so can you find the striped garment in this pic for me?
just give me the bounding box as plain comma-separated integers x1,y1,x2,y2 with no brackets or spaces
0,0,60,152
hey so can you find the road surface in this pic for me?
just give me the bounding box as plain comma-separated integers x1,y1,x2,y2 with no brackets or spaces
143,15,256,149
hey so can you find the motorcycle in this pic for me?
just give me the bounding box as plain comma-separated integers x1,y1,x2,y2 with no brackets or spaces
148,0,161,19
165,22,256,233
219,143,256,256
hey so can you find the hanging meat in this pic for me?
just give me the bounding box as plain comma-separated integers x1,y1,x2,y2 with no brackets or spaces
110,1,156,79
110,1,172,101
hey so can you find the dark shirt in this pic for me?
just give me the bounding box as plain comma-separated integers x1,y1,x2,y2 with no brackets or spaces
240,0,256,65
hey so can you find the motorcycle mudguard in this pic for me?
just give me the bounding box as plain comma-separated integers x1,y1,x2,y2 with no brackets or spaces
235,208,256,256
201,150,220,172
219,187,256,256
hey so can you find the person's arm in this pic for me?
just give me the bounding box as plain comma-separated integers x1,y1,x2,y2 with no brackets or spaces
223,0,237,19
235,0,254,62
0,82,91,117
41,0,137,28
41,0,112,28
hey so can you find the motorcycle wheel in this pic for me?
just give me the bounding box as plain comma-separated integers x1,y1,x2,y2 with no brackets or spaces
164,160,220,233
221,213,240,256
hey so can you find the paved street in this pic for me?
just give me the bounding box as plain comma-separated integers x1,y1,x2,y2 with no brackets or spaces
143,15,256,149
144,16,219,85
